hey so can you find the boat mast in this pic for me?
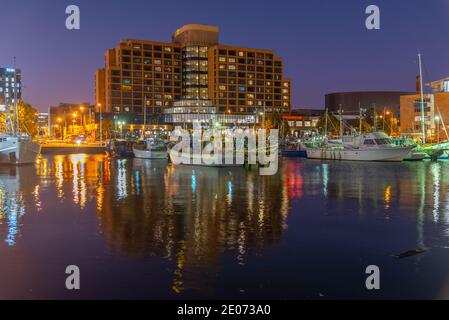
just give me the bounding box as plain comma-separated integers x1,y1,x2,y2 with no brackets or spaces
359,102,362,134
142,95,147,140
324,108,328,137
13,57,19,135
339,105,343,139
418,52,426,144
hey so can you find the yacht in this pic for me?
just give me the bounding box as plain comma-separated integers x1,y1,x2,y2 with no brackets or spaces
0,133,41,165
306,132,413,162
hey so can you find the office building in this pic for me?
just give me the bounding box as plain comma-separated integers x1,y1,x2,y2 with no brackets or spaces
400,77,449,140
0,67,21,111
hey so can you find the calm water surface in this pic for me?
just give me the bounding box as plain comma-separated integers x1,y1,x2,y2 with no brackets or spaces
1,155,449,299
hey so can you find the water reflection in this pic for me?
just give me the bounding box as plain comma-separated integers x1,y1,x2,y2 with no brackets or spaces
3,156,449,298
97,159,290,293
0,166,39,246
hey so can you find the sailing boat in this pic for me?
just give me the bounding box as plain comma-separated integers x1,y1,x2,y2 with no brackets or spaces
0,60,41,165
408,53,448,160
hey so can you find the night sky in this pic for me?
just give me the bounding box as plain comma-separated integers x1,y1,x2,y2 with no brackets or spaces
1,0,448,111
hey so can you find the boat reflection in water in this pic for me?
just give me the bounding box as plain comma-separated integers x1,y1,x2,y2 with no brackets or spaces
0,165,40,246
3,155,449,298
99,158,290,294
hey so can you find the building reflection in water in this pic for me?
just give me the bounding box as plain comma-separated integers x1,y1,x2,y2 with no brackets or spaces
4,156,449,296
98,159,291,294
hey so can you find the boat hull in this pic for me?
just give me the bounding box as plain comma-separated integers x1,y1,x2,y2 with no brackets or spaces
133,147,167,159
306,147,412,162
404,151,427,161
169,152,243,167
281,150,307,158
0,140,41,165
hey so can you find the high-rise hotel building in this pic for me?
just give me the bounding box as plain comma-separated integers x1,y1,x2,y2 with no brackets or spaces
0,67,21,111
95,24,291,126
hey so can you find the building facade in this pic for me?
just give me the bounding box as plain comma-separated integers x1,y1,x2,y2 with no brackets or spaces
95,24,291,126
0,67,21,111
49,103,96,139
36,112,49,137
282,109,324,137
400,77,449,141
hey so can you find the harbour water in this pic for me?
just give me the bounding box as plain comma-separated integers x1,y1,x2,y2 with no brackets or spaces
1,155,449,299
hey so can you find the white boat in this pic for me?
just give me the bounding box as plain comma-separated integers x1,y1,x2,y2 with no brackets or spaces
404,151,427,161
0,134,41,165
133,140,168,159
306,132,413,162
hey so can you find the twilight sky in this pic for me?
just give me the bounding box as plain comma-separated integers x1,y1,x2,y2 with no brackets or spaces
1,0,448,111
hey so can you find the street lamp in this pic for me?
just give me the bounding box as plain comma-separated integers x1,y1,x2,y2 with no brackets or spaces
98,103,103,145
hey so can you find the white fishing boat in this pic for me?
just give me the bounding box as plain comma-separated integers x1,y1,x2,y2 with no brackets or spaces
133,140,168,159
0,133,41,165
306,132,413,162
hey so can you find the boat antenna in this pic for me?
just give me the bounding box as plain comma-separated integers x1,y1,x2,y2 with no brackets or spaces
418,52,426,144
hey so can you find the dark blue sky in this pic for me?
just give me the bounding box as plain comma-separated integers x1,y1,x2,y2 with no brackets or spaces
1,0,448,111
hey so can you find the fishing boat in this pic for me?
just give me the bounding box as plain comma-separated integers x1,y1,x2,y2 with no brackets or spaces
106,140,134,158
133,139,168,159
306,132,413,162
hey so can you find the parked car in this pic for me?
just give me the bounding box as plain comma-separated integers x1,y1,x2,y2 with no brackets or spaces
71,135,87,145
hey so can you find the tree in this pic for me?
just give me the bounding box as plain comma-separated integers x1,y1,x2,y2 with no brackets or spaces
17,102,39,137
0,102,38,137
264,111,290,139
101,118,113,140
0,111,7,132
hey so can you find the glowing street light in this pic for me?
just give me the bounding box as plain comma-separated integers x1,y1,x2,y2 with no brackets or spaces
98,103,103,145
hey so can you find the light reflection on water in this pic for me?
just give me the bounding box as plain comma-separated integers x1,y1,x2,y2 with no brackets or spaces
2,156,449,298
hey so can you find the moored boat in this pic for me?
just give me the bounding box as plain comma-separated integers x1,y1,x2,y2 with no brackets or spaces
306,132,413,162
133,139,168,159
0,133,41,165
